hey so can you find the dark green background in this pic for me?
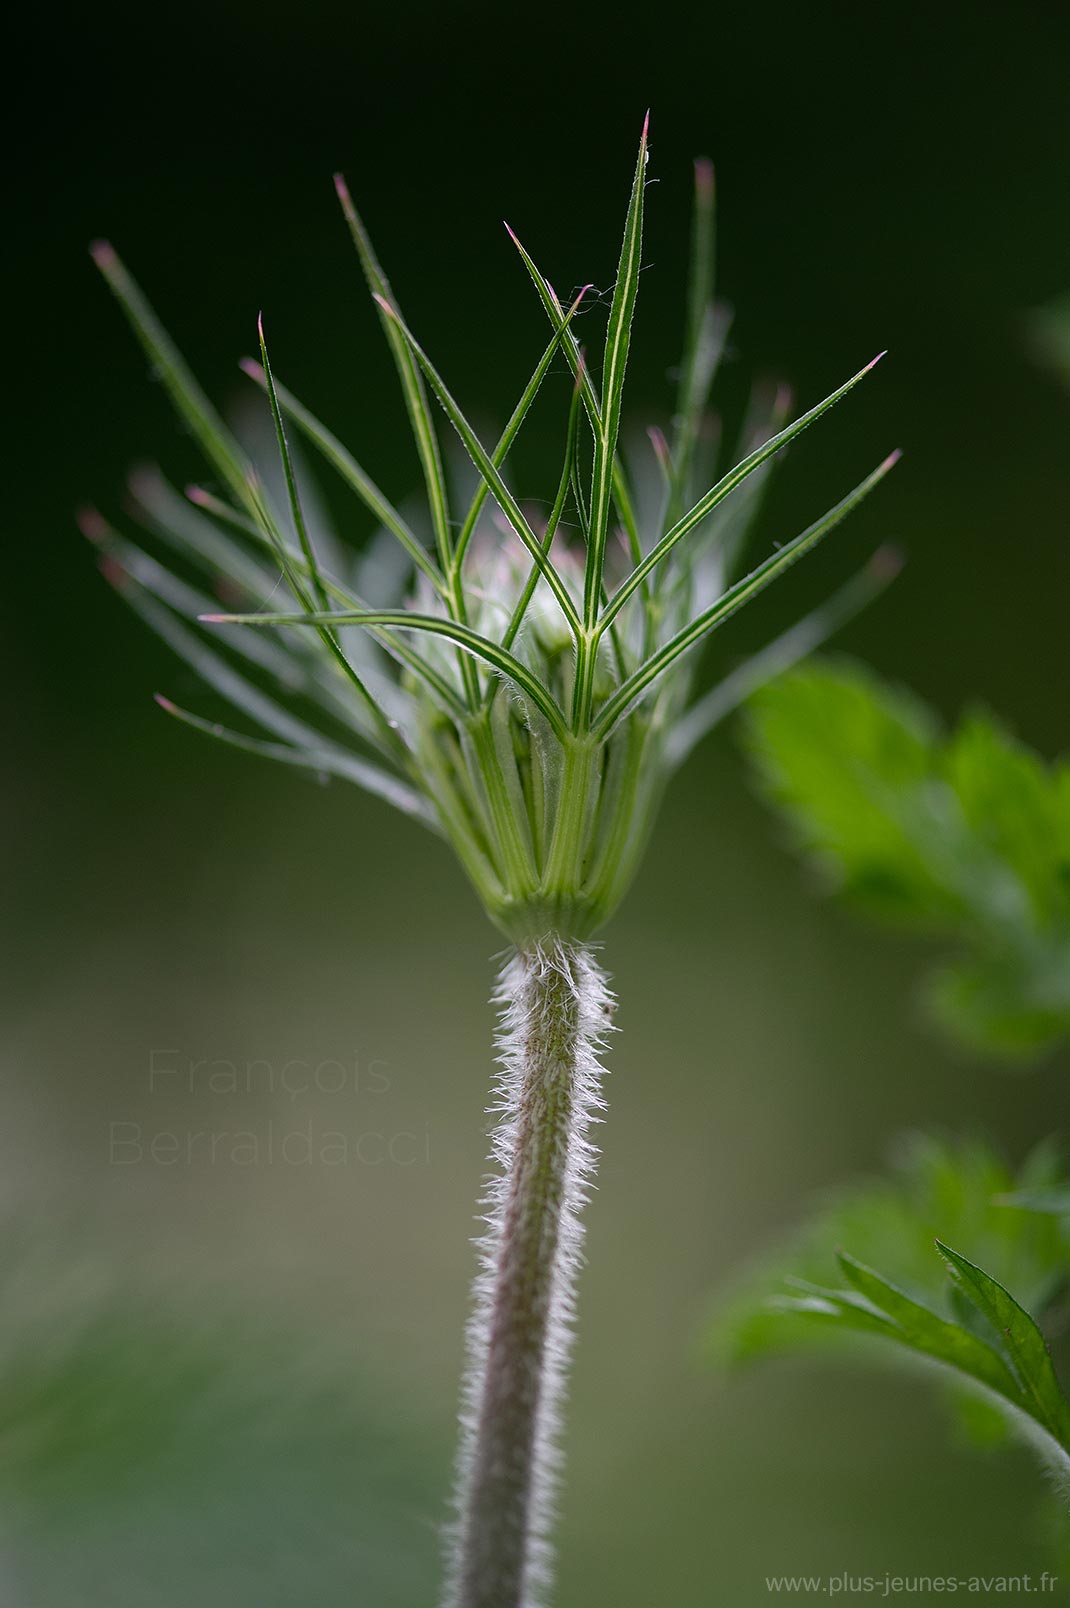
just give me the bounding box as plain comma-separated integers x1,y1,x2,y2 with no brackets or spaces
8,0,1070,1601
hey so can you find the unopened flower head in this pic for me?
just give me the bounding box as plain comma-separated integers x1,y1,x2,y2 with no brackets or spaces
87,119,898,945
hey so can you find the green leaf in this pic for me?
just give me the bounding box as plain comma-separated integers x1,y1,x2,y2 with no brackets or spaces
927,951,1070,1057
946,712,1070,928
763,1256,1034,1427
748,658,949,916
713,1134,1069,1366
747,658,1070,1055
937,1241,1070,1451
836,1252,1029,1410
712,1136,1070,1481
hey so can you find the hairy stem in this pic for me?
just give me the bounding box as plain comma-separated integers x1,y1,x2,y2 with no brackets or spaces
446,939,612,1608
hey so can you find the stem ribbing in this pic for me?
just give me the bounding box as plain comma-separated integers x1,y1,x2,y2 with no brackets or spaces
446,939,613,1608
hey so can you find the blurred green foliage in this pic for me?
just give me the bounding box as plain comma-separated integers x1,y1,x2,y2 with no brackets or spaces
716,1134,1069,1361
713,1135,1070,1480
728,659,1070,1510
1027,295,1070,389
0,1234,442,1606
747,657,1070,1054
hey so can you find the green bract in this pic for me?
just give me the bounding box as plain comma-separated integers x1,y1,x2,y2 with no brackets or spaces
88,121,895,944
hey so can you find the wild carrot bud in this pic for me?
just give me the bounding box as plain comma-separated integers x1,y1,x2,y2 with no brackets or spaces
88,118,900,1608
88,119,898,947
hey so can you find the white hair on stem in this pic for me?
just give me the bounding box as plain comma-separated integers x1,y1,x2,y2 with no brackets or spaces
444,938,614,1608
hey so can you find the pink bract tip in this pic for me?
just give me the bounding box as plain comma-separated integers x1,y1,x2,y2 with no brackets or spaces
866,350,888,371
89,239,118,269
372,293,397,318
125,464,155,499
642,109,650,140
75,506,108,544
154,694,178,714
881,448,903,470
198,613,228,624
648,427,670,469
98,554,127,589
871,543,905,581
694,157,715,194
333,172,350,202
239,357,262,381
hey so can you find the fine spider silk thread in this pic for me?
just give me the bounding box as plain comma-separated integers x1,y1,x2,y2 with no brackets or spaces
445,941,614,1608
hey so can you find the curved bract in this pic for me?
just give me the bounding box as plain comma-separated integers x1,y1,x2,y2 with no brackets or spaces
88,120,896,945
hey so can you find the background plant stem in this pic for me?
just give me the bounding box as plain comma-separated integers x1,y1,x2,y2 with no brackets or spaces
447,939,612,1608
